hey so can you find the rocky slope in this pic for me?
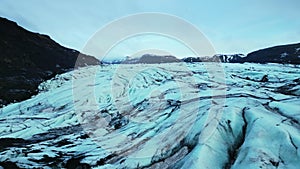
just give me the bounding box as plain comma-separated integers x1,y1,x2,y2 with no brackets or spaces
243,43,300,64
0,17,100,107
0,62,299,168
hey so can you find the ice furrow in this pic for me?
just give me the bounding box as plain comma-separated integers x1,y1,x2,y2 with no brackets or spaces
0,63,300,168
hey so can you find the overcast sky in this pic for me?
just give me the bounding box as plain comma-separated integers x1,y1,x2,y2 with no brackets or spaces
0,0,299,59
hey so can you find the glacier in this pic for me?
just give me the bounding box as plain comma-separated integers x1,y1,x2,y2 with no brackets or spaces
0,62,299,169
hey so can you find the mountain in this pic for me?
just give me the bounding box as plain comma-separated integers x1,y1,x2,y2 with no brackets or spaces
182,43,300,64
0,17,100,107
122,54,244,64
182,54,245,63
243,43,300,64
216,54,245,63
108,43,300,65
123,54,180,64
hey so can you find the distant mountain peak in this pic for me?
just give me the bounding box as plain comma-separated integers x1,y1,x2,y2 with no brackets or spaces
181,43,300,64
123,54,180,64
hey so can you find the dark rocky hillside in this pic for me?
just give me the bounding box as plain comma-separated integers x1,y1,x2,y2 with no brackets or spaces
243,43,300,64
0,17,100,107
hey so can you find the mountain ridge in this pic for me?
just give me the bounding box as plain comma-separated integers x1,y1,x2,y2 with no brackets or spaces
107,43,300,64
243,42,300,64
0,17,100,107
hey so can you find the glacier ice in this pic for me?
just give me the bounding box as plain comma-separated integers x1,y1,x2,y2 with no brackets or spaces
0,62,299,169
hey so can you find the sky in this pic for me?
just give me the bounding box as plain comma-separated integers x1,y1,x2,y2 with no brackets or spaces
0,0,299,59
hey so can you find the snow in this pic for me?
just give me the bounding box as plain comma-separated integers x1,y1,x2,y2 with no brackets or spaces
280,52,288,58
0,62,300,168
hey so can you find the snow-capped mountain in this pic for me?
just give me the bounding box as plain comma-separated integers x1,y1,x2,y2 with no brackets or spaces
181,54,245,63
216,54,245,63
181,43,300,64
1,62,299,168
